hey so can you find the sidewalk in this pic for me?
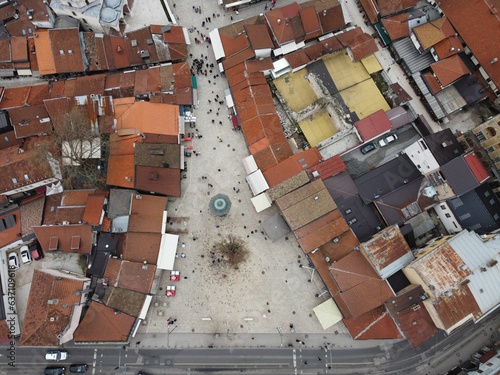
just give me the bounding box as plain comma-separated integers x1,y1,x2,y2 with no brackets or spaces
132,331,395,350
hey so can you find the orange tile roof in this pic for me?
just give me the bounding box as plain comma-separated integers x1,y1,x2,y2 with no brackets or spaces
82,193,107,226
431,285,482,330
33,223,93,254
20,270,86,346
135,165,181,197
0,86,31,109
308,155,346,179
317,2,345,34
74,301,135,343
358,0,379,24
329,251,394,317
107,154,135,188
103,258,156,294
115,100,179,137
421,71,443,94
440,0,500,93
263,147,323,188
109,36,130,69
349,33,379,61
34,28,85,75
430,54,470,87
413,17,455,51
222,48,256,71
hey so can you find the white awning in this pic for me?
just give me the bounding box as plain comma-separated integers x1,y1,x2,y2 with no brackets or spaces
251,193,272,213
313,298,343,330
246,169,269,196
224,88,234,109
242,154,258,174
210,29,225,61
138,295,153,320
157,233,178,270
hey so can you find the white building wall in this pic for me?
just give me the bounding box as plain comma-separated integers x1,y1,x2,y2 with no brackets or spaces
434,202,463,234
404,138,440,174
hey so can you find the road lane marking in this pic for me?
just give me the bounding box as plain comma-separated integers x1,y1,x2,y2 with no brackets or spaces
292,349,297,374
174,362,290,366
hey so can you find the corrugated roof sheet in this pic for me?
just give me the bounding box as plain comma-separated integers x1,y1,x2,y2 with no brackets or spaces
392,37,434,74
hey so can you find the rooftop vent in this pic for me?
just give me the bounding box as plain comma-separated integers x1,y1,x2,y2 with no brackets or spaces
148,149,164,155
146,38,153,45
149,172,159,181
131,39,137,47
140,50,150,58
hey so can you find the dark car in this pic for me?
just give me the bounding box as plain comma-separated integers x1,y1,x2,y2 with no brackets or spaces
69,364,88,373
360,142,376,154
44,367,65,375
137,372,152,375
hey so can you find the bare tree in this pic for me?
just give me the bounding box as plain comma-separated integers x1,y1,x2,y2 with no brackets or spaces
211,235,249,269
34,106,107,190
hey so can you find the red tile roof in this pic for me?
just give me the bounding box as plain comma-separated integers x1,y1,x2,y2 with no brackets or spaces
385,284,438,347
134,165,181,197
285,49,311,69
74,301,135,343
343,305,402,339
263,147,323,188
354,109,392,142
103,258,156,294
265,2,304,46
300,6,322,41
33,223,93,254
308,155,346,180
244,24,274,50
464,152,490,184
432,35,464,60
430,54,470,87
379,0,418,17
439,0,500,94
128,193,167,233
294,209,349,252
0,206,21,248
118,232,162,264
8,104,52,139
20,270,86,346
381,13,410,42
317,2,345,34
329,251,394,317
358,0,379,24
349,33,379,61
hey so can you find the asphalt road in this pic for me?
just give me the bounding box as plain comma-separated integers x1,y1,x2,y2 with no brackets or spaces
1,305,498,375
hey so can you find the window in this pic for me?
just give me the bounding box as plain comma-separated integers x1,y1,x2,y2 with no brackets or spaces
440,204,446,210
4,136,9,142
445,213,451,218
24,174,29,180
12,178,18,184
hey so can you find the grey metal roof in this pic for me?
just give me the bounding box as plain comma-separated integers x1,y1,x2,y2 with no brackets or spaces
440,157,479,197
447,184,500,234
392,37,434,74
423,129,464,166
448,230,500,314
261,213,290,242
412,72,446,120
324,171,383,242
386,106,411,129
354,154,422,204
107,189,134,219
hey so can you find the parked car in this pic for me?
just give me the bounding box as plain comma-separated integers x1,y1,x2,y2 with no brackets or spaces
360,142,376,154
378,133,398,147
8,252,19,270
20,245,32,264
45,350,69,361
137,371,152,375
69,364,88,373
29,240,44,260
44,367,65,375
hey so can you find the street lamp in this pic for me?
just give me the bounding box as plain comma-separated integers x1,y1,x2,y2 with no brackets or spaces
167,325,177,348
276,327,283,347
